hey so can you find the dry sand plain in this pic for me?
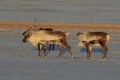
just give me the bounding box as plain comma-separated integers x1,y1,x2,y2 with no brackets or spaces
0,21,120,30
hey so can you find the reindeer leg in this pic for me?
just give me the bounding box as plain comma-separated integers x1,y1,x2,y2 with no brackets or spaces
49,44,54,51
37,43,41,57
102,46,108,60
63,41,73,59
57,45,64,59
43,44,47,59
99,41,108,60
49,44,52,50
85,43,92,60
52,44,55,50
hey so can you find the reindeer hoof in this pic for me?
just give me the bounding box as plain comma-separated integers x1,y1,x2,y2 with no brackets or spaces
44,56,47,59
87,57,94,60
37,56,40,59
57,56,62,59
70,55,74,59
101,57,106,61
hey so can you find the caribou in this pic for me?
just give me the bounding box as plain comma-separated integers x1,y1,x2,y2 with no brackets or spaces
23,27,55,50
36,28,55,51
77,32,110,60
22,28,73,59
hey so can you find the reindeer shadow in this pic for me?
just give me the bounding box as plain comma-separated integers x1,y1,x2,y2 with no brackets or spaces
46,45,104,56
46,44,70,57
80,47,104,54
46,44,59,54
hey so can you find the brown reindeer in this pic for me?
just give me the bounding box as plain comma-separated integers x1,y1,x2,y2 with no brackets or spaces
77,32,110,60
37,28,55,51
23,27,55,50
22,28,73,59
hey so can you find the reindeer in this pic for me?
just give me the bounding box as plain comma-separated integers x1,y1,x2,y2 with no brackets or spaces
37,28,55,51
22,28,73,59
23,27,55,51
77,32,110,60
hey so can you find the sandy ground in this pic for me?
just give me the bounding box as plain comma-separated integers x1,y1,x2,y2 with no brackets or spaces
0,27,120,80
0,21,120,30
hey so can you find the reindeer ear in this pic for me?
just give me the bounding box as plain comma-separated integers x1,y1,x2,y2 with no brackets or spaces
28,27,33,32
77,32,80,36
29,27,32,30
77,32,82,36
32,27,37,31
23,28,29,35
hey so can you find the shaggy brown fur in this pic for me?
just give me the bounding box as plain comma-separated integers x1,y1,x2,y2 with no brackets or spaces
22,28,73,59
77,32,110,60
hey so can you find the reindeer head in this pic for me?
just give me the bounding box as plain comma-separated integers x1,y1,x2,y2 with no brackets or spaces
22,28,32,43
76,32,82,36
76,32,85,46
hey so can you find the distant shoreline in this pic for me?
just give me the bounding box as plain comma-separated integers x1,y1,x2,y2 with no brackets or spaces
0,21,120,30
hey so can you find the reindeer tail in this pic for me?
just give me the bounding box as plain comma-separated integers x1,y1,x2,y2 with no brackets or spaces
106,34,110,45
